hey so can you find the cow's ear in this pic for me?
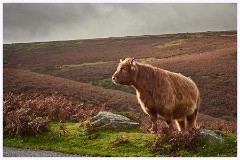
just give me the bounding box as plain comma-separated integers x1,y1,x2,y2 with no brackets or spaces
120,59,123,63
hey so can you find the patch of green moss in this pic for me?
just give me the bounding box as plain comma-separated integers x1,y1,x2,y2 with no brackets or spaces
4,122,156,157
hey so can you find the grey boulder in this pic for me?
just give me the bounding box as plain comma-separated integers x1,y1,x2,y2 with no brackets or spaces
91,111,139,129
200,129,225,143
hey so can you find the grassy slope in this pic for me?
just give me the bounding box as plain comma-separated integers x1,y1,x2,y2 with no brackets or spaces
3,122,237,157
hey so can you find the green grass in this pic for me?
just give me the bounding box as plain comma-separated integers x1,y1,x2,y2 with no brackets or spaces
138,57,173,63
89,78,135,94
61,61,111,68
4,122,156,157
155,39,185,48
3,122,237,157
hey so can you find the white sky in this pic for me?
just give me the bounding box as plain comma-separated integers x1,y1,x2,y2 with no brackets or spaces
3,3,237,43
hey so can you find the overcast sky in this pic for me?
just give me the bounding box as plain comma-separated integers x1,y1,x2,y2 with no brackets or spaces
3,3,237,44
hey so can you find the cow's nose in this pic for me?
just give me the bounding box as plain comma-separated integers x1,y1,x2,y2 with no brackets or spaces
112,76,115,80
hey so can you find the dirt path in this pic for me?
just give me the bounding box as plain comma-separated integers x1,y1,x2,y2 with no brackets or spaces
3,146,81,157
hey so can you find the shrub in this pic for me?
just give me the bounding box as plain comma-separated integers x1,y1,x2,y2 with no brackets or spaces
3,92,106,136
167,129,203,155
3,93,50,135
150,127,203,156
3,94,49,135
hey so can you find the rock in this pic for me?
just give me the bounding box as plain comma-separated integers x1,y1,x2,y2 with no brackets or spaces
91,111,139,129
200,129,225,143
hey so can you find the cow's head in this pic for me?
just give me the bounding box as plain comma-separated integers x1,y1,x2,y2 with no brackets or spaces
112,57,138,86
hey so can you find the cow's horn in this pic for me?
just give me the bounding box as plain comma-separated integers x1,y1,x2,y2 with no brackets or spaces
131,58,136,66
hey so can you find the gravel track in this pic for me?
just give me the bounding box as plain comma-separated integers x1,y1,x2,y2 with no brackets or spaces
3,146,80,157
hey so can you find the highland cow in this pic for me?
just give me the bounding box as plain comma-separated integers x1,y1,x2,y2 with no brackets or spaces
112,57,200,133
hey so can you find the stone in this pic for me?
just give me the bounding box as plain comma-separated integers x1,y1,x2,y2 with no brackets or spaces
200,129,225,143
90,111,139,129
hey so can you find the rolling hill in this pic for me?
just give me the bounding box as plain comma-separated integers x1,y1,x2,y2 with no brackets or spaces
3,30,237,120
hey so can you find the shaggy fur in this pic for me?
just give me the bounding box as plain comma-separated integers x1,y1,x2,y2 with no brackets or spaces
112,57,200,133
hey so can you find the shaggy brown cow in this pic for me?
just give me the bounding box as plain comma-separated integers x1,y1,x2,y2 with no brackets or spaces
112,57,200,133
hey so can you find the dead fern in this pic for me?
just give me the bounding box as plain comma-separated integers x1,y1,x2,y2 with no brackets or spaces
3,92,106,136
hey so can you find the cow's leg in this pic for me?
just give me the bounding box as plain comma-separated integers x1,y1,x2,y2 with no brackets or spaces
149,114,157,134
187,108,198,130
175,120,181,131
177,117,187,131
